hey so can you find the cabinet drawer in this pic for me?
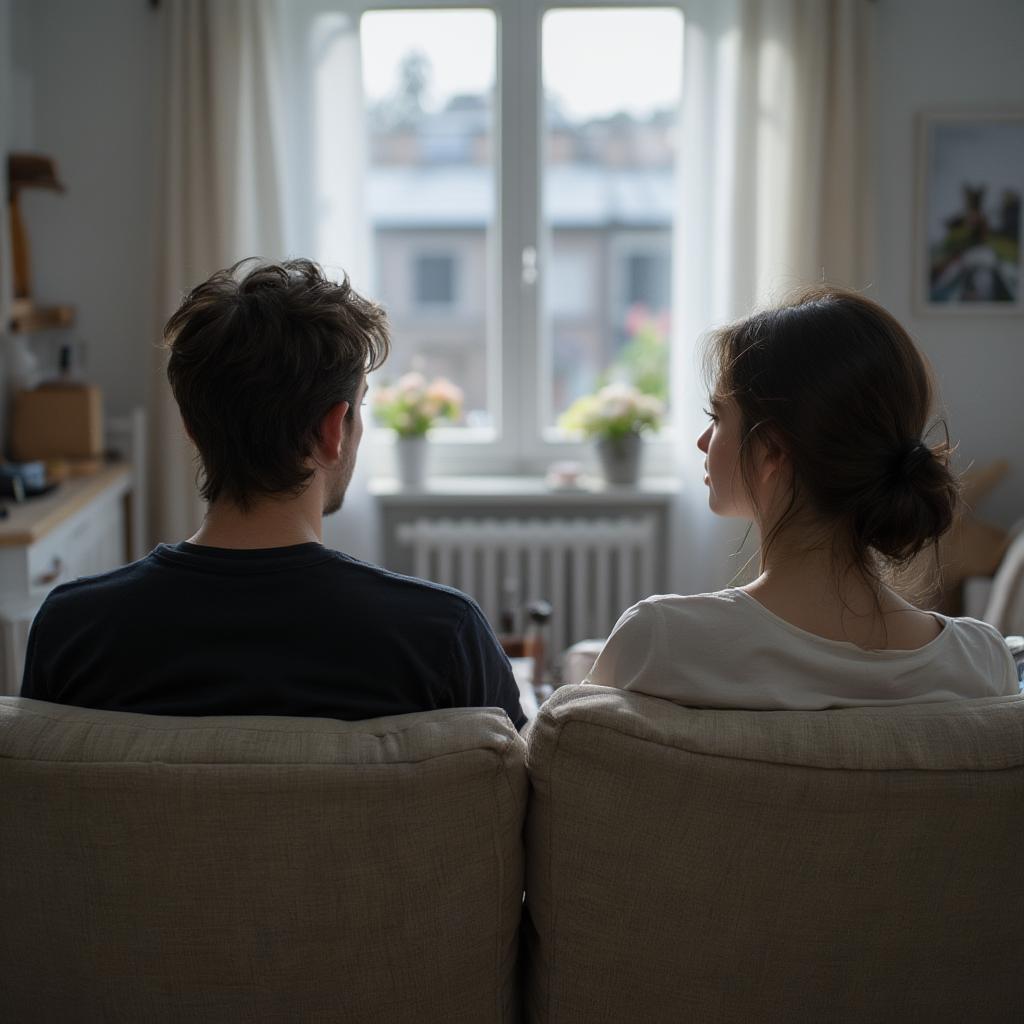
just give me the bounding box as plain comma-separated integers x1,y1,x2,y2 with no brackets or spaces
27,495,125,595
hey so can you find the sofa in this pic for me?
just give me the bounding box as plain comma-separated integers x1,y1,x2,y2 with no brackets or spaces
3,687,1023,1023
0,698,526,1023
524,686,1024,1023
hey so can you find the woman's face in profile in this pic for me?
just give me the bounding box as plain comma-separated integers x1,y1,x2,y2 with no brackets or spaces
697,394,750,519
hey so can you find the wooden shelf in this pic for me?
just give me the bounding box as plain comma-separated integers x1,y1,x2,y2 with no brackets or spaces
9,304,76,334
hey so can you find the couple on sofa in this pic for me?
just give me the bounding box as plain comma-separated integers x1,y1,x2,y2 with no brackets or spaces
20,259,1017,719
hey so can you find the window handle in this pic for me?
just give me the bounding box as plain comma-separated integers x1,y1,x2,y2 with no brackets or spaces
521,246,538,286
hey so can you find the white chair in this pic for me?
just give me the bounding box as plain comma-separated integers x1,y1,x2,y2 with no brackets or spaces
983,525,1024,637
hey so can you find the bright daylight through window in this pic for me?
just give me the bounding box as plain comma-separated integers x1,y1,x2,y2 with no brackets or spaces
360,4,683,463
362,9,496,432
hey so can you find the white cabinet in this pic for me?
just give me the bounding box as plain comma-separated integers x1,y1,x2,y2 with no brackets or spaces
0,465,132,694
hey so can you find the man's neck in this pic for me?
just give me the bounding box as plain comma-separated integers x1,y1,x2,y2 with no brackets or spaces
189,491,324,550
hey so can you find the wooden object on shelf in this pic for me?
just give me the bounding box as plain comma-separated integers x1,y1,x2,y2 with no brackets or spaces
9,302,75,335
8,154,65,302
10,385,105,462
7,153,75,334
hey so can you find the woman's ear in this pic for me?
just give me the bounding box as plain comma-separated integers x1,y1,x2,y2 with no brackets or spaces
759,434,787,479
751,431,791,498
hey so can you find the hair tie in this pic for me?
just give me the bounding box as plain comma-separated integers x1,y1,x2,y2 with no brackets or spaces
892,440,931,482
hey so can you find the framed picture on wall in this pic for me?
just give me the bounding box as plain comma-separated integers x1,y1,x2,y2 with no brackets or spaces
916,112,1024,314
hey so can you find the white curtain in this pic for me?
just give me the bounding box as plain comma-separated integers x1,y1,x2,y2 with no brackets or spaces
150,0,375,555
669,0,875,594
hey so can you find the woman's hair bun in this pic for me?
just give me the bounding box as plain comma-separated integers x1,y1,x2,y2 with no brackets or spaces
854,439,959,563
890,441,932,484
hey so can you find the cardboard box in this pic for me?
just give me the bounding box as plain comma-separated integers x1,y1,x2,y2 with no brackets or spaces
11,385,104,461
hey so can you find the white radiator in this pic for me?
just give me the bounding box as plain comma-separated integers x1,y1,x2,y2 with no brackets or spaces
396,516,657,661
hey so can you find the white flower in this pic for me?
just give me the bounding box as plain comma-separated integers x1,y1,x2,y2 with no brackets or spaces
372,386,396,410
637,394,664,419
374,373,463,432
557,382,664,438
426,378,463,406
397,371,427,396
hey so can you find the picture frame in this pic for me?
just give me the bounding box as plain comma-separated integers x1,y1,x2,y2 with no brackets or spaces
916,111,1024,314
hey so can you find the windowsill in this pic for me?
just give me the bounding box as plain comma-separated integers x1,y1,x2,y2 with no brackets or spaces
368,475,680,505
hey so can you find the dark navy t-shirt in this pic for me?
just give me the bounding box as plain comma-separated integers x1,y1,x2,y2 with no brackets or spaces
20,542,526,729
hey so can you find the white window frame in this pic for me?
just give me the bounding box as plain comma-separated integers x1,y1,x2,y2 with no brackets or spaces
357,0,684,477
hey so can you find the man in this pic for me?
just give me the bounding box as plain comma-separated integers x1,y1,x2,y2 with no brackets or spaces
21,259,525,728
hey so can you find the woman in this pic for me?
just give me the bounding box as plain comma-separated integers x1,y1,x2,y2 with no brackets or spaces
587,287,1018,708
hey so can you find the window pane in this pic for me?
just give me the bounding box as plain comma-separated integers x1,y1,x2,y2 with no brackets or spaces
361,10,496,430
542,8,683,422
414,253,457,306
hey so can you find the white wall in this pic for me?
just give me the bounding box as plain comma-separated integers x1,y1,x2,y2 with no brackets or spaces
13,0,159,418
874,0,1024,528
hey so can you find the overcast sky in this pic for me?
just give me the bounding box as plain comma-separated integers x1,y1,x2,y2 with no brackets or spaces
360,8,684,122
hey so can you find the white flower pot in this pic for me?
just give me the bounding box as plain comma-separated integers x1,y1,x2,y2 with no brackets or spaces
396,435,428,488
596,432,643,486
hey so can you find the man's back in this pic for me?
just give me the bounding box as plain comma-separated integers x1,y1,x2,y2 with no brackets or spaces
21,542,525,729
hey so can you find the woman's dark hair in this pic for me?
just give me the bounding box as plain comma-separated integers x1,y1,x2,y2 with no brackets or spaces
703,285,959,580
165,258,390,509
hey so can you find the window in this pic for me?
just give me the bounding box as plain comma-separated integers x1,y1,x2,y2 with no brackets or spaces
362,8,496,433
541,8,681,431
348,2,683,472
414,253,457,307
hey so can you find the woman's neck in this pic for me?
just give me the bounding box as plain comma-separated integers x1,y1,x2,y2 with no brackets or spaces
741,526,940,651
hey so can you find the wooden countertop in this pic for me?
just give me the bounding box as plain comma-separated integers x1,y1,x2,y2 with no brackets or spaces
0,463,131,547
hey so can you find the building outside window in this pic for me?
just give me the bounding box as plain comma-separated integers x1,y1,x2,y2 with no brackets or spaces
414,253,458,308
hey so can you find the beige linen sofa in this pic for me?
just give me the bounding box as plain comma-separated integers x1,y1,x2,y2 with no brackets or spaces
524,685,1024,1024
0,697,527,1024
3,686,1023,1023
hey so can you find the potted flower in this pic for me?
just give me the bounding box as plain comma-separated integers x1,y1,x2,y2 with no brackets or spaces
559,383,664,486
373,372,463,487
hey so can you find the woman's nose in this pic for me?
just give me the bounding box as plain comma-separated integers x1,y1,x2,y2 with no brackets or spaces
697,425,711,453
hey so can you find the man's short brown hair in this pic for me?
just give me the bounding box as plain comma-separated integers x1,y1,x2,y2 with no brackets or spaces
165,258,389,509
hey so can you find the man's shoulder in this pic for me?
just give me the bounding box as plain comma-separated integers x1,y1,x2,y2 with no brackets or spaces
39,555,158,614
35,546,489,639
326,550,482,623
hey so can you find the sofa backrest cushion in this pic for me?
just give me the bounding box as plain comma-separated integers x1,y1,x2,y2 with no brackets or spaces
0,697,527,1024
524,685,1024,1024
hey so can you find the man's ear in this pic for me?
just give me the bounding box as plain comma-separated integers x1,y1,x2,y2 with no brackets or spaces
316,401,350,463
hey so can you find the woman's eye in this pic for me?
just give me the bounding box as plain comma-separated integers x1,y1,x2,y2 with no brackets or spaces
703,407,718,423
